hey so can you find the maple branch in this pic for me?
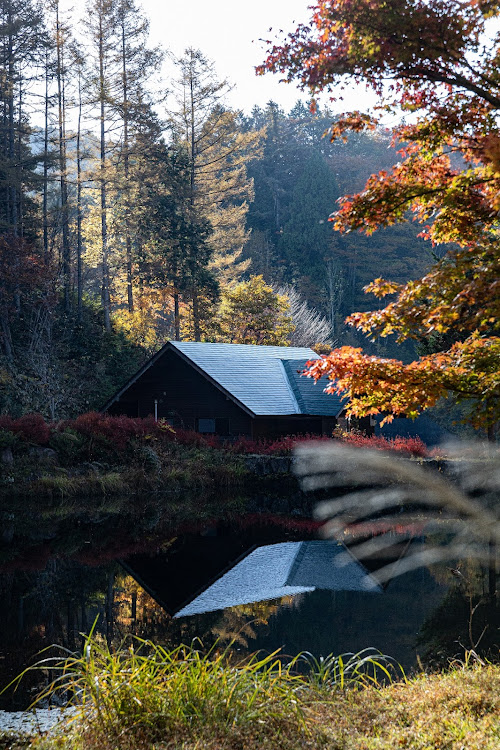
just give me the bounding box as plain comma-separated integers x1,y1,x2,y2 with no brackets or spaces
401,67,500,110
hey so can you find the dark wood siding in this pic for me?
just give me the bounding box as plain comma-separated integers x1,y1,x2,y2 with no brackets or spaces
251,416,327,440
108,349,252,436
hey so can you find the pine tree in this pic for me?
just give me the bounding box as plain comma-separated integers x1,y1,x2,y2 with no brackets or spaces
138,142,215,342
0,0,48,358
113,0,163,313
82,0,120,332
169,49,261,338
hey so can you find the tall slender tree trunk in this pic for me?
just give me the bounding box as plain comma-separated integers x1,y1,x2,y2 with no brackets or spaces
188,66,201,340
8,4,17,237
17,81,23,236
76,68,83,319
120,11,134,313
98,14,111,332
43,52,50,261
0,302,13,359
173,285,180,341
56,2,71,311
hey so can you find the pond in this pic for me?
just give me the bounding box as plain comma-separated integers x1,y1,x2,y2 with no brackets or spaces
0,486,492,710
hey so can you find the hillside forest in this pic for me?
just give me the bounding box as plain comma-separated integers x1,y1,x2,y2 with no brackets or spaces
0,0,436,419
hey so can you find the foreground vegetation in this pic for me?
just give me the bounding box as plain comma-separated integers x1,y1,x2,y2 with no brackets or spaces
1,637,499,750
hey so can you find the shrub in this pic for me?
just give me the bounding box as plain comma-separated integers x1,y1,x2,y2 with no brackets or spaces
0,413,50,445
71,412,157,451
49,428,86,464
0,429,19,450
130,442,162,473
337,430,428,457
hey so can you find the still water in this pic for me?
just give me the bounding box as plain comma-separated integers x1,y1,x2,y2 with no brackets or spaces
0,487,476,710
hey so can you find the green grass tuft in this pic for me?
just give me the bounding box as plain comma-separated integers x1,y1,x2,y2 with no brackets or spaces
4,638,499,750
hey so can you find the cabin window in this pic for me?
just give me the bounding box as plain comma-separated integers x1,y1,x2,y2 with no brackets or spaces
198,418,216,433
197,418,230,435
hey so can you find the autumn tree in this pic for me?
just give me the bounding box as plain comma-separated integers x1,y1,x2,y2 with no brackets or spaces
261,0,500,435
217,275,294,346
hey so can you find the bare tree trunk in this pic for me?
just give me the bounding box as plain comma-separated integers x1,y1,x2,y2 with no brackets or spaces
189,60,200,341
174,289,180,340
43,52,50,261
17,81,23,236
0,302,13,359
76,68,83,320
98,13,111,332
120,10,134,313
192,290,200,341
56,2,71,312
8,5,17,237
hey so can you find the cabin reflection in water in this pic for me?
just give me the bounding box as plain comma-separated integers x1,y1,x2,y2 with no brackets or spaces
122,537,381,618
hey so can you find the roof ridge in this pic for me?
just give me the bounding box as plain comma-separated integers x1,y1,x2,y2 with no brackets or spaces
281,359,307,414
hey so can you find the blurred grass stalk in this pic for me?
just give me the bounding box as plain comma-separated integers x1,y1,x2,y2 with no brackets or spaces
294,441,500,587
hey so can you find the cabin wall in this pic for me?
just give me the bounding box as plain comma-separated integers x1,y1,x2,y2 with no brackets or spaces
251,417,334,440
107,350,252,436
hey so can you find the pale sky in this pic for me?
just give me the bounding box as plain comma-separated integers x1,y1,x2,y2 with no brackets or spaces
140,0,314,113
60,0,375,118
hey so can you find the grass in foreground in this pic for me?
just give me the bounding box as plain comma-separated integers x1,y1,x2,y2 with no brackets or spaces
4,638,500,750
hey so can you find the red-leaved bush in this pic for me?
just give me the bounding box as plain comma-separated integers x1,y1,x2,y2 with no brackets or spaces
338,431,428,457
0,413,51,445
0,412,429,458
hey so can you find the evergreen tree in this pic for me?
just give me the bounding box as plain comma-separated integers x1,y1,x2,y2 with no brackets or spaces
0,0,48,358
129,141,215,344
278,150,339,306
169,49,260,338
82,0,120,332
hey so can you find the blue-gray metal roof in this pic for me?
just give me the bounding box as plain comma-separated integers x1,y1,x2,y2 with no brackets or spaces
283,359,346,417
175,541,380,617
171,342,342,417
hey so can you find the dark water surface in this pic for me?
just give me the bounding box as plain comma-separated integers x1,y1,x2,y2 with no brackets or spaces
0,488,477,710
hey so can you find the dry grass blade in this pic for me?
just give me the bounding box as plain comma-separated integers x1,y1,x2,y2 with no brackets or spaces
294,441,500,583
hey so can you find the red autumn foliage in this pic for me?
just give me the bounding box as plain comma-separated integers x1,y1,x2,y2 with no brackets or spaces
0,413,51,445
0,412,430,458
337,430,428,457
68,412,170,451
260,0,500,433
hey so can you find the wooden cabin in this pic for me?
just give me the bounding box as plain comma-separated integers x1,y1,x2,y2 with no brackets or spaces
102,341,346,439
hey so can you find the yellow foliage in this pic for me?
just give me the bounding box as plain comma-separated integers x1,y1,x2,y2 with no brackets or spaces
217,275,295,345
